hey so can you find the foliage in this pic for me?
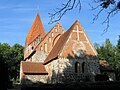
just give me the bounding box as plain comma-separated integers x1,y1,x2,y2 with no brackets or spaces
94,38,120,69
94,39,120,73
0,54,9,90
0,43,24,81
94,37,120,80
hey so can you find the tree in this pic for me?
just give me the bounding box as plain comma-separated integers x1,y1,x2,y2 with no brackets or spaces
0,43,11,63
49,0,81,24
104,39,117,68
115,36,120,69
94,39,117,68
0,54,9,90
49,0,120,32
90,0,120,32
9,44,24,80
0,43,24,81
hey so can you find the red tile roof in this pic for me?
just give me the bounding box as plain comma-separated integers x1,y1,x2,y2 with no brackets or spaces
44,20,97,64
26,13,46,45
44,20,79,64
21,61,48,74
99,60,109,67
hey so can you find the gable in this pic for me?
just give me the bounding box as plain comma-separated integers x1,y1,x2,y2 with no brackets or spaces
44,20,98,64
61,21,98,58
36,22,65,53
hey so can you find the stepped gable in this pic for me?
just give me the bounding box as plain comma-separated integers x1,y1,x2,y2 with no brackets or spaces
35,22,65,52
26,13,46,45
21,61,48,74
44,20,76,64
44,20,98,64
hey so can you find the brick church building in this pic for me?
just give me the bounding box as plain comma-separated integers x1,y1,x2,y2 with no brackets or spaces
20,13,100,84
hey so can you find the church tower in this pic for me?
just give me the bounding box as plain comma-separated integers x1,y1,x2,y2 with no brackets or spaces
24,13,46,60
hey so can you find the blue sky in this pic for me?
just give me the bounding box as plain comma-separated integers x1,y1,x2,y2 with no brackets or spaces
0,0,120,46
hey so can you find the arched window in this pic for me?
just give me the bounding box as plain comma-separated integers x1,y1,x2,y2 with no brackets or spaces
75,62,80,73
40,45,43,51
55,29,57,32
48,37,51,42
82,62,85,73
31,46,34,50
44,43,47,52
52,32,54,37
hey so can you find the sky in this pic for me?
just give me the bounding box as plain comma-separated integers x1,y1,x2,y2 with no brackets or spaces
0,0,120,46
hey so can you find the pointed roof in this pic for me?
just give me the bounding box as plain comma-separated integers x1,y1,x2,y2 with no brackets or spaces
26,13,46,45
44,20,98,64
44,20,78,64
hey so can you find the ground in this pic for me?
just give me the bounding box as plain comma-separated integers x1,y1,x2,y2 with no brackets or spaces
7,81,120,90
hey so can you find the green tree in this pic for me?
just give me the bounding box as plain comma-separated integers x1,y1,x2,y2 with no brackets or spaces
9,43,24,80
0,43,24,81
94,39,117,68
115,37,120,69
0,43,11,63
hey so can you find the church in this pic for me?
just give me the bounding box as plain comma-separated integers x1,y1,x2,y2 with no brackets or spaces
20,13,100,84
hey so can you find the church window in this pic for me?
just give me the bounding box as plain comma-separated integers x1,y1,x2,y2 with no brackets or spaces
48,37,51,42
52,32,54,37
44,43,47,52
31,46,34,50
55,29,57,32
40,45,43,51
82,62,85,73
75,62,80,73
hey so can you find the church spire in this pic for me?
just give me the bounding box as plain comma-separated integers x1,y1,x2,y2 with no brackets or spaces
26,13,46,45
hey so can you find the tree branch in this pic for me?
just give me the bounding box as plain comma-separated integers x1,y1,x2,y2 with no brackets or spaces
90,0,120,33
48,0,81,24
49,0,120,33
